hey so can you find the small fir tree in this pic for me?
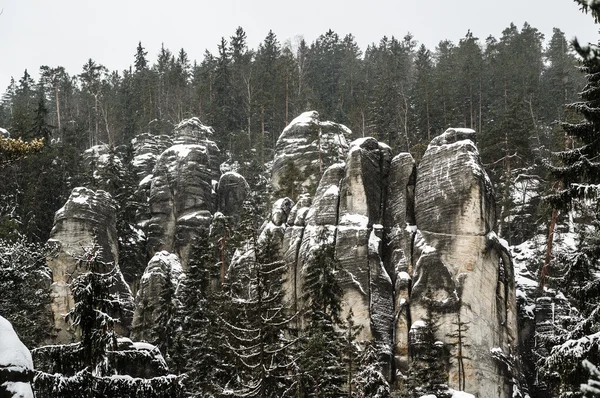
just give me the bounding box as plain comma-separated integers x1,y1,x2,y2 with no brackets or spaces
65,244,123,376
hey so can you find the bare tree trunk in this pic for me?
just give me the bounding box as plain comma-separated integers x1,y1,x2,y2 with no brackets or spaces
361,110,365,138
285,75,289,126
469,82,473,129
94,94,99,146
425,83,431,141
479,80,482,134
261,104,265,165
54,85,61,140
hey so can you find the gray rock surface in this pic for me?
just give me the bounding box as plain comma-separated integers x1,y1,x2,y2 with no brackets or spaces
131,133,173,183
131,251,183,343
271,125,517,397
146,117,223,269
409,128,517,397
47,187,134,343
217,172,250,225
271,111,352,198
277,135,396,350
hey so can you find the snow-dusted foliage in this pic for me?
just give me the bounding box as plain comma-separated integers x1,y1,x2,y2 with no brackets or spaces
33,370,182,398
0,239,52,347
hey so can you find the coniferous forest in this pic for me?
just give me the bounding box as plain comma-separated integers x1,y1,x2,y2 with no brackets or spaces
4,0,600,397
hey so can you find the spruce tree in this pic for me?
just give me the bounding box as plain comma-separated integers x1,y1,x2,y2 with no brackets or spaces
180,228,232,396
66,244,123,375
0,238,53,347
224,229,296,397
353,341,391,398
540,4,600,395
298,229,346,397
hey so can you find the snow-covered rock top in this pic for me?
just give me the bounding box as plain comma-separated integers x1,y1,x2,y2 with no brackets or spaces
428,127,477,148
272,111,352,195
173,117,215,145
141,251,183,286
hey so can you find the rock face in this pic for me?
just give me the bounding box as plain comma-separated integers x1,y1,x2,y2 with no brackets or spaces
131,251,183,343
271,111,352,196
270,124,518,397
131,133,173,183
48,117,251,343
280,137,398,368
47,187,134,343
408,128,517,397
146,118,222,269
217,172,250,225
0,316,34,398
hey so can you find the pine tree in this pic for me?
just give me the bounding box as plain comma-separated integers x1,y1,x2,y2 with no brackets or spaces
225,229,296,397
342,309,362,397
407,305,451,398
152,266,180,366
0,238,53,347
411,44,435,155
30,85,52,142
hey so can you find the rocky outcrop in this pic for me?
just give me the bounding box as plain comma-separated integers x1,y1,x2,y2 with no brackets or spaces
408,128,517,397
217,172,250,225
131,251,183,343
0,316,34,398
270,123,517,397
279,137,397,360
47,187,134,343
271,111,352,197
131,133,173,184
146,118,222,268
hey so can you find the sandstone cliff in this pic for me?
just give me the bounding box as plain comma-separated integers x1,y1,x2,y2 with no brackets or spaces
270,125,518,397
47,187,134,342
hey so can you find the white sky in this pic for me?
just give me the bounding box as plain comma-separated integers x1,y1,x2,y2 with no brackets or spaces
0,0,598,90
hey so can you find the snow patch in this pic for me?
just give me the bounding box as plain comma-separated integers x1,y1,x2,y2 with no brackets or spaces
340,213,368,227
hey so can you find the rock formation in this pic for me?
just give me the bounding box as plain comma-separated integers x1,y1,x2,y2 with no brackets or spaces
217,172,250,225
269,123,517,397
408,128,517,397
271,111,351,197
47,187,134,343
146,118,222,268
47,117,251,344
44,112,518,396
131,251,183,343
0,316,34,398
131,133,173,184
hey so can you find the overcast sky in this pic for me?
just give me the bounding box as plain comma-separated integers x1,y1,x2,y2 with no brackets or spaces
0,0,598,90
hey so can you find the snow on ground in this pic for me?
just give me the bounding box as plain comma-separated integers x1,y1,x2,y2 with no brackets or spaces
0,316,32,368
0,316,34,398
